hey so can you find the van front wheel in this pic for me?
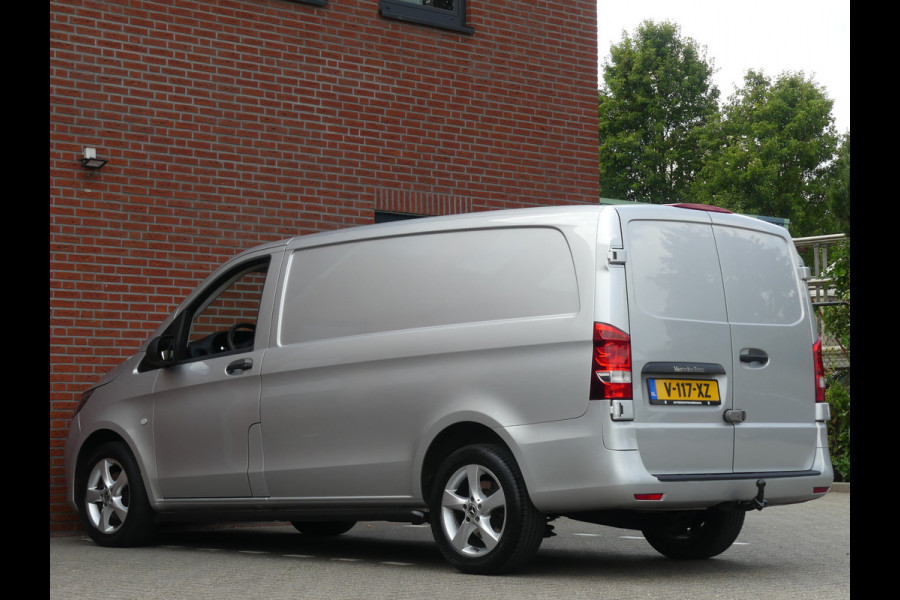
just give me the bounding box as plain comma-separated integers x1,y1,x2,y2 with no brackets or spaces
429,445,544,574
642,508,745,560
78,442,154,547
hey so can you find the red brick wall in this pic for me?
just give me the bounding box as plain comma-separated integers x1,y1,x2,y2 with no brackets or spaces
49,0,599,531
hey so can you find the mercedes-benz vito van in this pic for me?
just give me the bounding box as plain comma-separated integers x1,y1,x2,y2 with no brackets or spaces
65,204,833,573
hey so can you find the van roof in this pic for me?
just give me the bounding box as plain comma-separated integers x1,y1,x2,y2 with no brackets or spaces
258,203,786,253
280,205,615,247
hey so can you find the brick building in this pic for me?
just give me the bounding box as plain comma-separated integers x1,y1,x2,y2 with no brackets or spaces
49,0,599,531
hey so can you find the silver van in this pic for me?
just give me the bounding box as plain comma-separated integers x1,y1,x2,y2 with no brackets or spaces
64,204,833,573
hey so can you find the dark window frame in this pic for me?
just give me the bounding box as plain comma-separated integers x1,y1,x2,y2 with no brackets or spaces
379,0,474,34
290,0,328,6
374,210,429,223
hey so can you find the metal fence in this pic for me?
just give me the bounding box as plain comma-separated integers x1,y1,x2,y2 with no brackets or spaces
815,308,850,372
794,233,849,373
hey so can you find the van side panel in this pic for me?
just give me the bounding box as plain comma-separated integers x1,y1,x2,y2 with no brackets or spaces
259,224,595,503
278,228,579,345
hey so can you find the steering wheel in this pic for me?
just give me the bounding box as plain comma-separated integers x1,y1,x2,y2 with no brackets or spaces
226,322,257,351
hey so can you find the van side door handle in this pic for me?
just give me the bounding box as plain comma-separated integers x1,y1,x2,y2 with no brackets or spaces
739,349,768,365
226,358,253,375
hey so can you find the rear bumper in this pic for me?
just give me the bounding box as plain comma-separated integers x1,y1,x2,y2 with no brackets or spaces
504,403,834,514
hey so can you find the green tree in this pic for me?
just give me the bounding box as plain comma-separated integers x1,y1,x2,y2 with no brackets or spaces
826,378,850,481
822,237,850,482
691,70,839,236
824,132,850,235
598,20,720,203
822,238,850,353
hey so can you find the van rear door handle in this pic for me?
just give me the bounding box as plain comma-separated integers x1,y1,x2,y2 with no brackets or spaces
739,349,768,365
226,358,253,374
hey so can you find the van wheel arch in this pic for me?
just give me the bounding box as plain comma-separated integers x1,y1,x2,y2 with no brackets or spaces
75,431,147,511
420,423,511,504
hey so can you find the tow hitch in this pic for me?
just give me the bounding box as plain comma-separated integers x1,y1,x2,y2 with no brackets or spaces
736,479,768,511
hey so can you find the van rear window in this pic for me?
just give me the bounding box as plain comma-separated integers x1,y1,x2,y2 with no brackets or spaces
278,227,579,344
628,220,803,326
714,225,803,325
627,220,728,323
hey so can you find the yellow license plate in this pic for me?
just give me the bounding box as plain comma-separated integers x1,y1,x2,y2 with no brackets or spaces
648,378,720,405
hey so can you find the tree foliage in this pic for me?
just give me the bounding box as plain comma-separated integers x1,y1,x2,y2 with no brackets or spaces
598,20,719,203
823,239,851,483
826,377,850,482
690,70,839,236
824,132,850,235
822,238,850,352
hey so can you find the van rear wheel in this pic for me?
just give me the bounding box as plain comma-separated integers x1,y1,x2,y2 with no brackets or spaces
291,521,356,536
641,508,745,559
429,445,544,574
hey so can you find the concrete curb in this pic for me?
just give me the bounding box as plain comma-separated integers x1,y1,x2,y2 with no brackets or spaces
830,482,850,493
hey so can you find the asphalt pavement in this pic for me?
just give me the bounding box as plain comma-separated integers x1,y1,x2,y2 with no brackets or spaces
50,486,849,600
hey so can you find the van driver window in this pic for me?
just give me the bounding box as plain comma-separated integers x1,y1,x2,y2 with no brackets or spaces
186,261,269,358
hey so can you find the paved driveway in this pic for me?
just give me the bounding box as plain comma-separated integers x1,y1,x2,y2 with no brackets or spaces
50,490,849,600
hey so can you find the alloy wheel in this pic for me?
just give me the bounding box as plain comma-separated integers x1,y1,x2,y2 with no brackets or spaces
439,463,507,557
84,457,130,534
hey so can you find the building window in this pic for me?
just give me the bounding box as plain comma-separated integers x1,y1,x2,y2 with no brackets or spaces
379,0,473,34
374,211,428,223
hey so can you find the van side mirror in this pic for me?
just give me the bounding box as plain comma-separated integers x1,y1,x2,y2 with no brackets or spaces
139,335,176,371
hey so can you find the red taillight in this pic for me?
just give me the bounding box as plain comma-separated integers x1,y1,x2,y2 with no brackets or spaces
813,338,826,403
590,322,632,400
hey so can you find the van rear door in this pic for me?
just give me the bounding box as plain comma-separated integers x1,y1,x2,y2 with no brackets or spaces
709,212,818,473
620,206,818,477
621,206,735,475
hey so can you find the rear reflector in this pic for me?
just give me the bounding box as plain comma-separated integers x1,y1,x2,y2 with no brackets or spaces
813,486,830,494
590,322,632,400
813,338,826,403
634,493,664,501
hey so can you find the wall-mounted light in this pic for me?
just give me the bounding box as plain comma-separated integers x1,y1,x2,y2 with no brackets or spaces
80,147,108,171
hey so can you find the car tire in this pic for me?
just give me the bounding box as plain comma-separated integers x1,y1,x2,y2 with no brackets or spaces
291,521,357,536
429,444,545,574
78,442,155,547
642,508,745,559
